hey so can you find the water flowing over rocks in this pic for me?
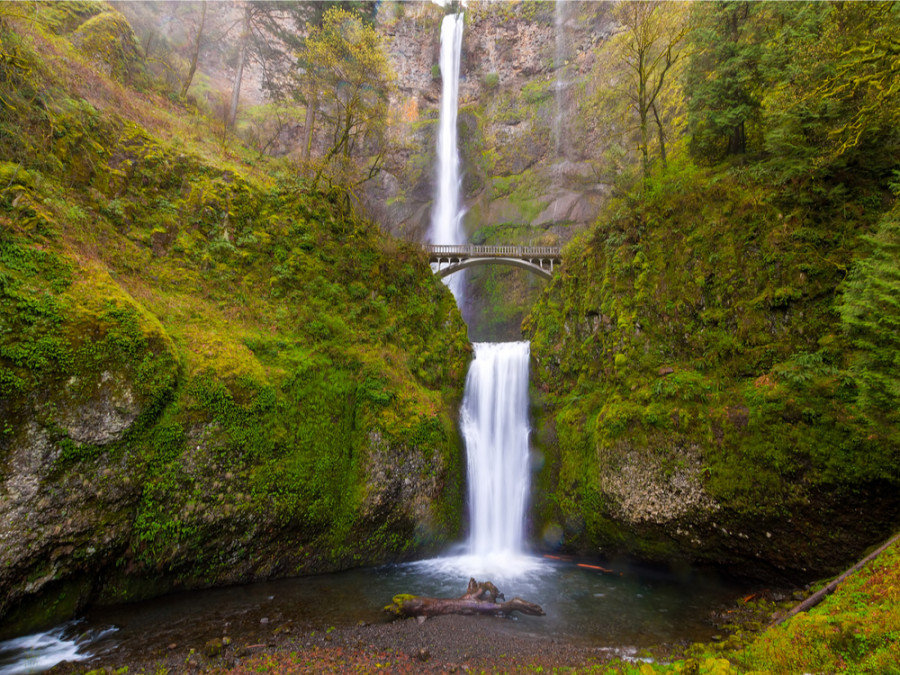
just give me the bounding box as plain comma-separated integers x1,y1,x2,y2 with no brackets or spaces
462,342,532,556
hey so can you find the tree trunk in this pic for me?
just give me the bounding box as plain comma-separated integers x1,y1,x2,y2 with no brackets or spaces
639,53,650,183
180,0,207,99
302,89,317,161
728,121,746,155
652,101,667,170
229,4,250,128
385,579,545,619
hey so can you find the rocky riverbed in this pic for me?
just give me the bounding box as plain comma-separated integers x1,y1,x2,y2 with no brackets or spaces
40,587,801,675
45,613,671,674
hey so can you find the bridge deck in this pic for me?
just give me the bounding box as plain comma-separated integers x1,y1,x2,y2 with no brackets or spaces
425,244,561,260
425,244,561,279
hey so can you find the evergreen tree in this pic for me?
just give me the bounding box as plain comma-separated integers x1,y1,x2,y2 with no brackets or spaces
811,2,900,166
685,1,763,161
241,1,377,103
760,2,900,183
840,202,900,425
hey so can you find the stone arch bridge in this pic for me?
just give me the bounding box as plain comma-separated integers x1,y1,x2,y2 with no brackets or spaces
425,244,561,280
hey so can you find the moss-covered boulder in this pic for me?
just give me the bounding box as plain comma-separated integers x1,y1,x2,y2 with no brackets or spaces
71,9,140,83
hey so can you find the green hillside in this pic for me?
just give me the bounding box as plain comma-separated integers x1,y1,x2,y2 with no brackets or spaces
0,1,469,636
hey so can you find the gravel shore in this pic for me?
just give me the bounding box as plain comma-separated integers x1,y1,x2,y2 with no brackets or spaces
48,613,666,674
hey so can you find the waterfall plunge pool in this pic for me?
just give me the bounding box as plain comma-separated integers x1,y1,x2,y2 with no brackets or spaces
0,553,754,674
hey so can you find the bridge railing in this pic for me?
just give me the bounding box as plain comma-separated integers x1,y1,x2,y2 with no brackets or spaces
425,244,561,259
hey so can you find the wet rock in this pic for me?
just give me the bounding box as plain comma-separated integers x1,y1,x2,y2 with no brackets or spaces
598,440,719,526
58,371,141,445
362,431,447,546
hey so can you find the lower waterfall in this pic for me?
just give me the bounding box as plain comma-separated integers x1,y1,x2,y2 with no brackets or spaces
461,341,532,560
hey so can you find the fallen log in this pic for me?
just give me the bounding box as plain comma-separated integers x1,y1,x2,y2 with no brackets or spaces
385,578,545,619
771,532,900,627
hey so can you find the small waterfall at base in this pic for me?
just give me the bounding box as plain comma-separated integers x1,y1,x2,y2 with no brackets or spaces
417,341,541,580
429,11,466,302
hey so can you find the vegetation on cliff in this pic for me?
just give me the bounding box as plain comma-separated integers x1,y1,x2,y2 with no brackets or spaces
0,1,469,636
525,1,900,579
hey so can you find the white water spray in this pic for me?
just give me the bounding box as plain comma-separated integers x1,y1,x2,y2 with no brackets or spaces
421,11,541,581
461,342,532,559
430,12,467,301
0,624,116,675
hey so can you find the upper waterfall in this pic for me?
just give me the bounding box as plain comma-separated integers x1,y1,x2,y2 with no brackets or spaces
429,12,467,302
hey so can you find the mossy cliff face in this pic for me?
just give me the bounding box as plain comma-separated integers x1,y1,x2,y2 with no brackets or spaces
0,5,470,637
524,168,900,582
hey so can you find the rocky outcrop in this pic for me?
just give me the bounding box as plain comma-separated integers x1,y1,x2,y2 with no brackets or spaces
70,9,141,83
0,343,171,634
0,11,472,634
597,440,719,526
56,371,142,445
0,242,469,640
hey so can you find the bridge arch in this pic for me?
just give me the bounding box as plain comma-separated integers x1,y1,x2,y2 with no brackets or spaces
426,244,561,281
434,257,553,280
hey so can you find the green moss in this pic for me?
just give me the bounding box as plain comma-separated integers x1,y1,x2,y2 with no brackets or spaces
607,538,900,674
69,9,141,84
36,1,106,35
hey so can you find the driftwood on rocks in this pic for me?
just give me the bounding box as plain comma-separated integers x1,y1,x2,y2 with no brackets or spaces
385,578,545,619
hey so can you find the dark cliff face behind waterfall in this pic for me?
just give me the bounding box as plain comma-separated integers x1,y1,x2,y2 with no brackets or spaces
0,4,471,638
